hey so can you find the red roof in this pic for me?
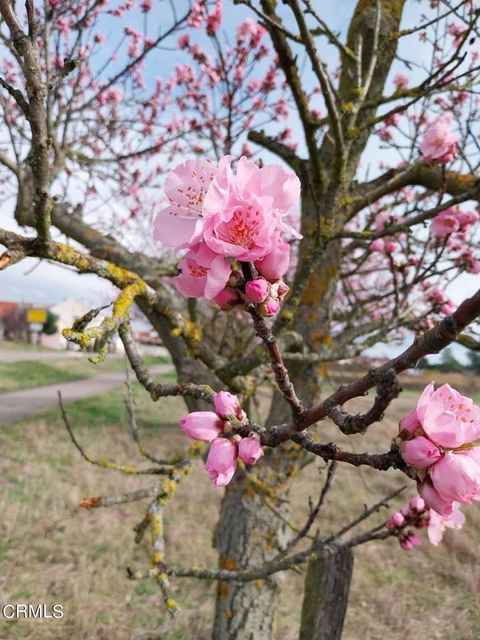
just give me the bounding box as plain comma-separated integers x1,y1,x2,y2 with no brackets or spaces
0,301,19,319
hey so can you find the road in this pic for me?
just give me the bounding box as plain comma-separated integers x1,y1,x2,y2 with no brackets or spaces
0,346,169,363
0,348,93,363
0,364,172,426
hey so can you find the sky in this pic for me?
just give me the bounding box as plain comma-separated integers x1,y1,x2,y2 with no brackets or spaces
0,1,478,348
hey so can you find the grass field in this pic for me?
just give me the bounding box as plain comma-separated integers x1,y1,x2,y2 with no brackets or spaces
0,354,170,393
0,375,479,640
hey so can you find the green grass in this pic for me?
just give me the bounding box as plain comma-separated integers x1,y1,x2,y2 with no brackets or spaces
40,372,177,428
0,360,88,393
0,353,171,393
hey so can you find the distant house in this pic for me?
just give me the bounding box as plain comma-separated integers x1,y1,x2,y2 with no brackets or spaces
0,301,30,342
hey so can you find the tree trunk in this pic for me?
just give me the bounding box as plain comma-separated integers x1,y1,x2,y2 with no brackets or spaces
299,543,354,640
212,465,291,640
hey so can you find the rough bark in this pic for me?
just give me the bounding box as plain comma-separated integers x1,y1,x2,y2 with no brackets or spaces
212,464,291,640
299,544,354,640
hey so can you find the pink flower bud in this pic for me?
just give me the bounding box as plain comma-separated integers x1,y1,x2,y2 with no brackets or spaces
409,533,422,548
214,287,242,310
393,73,409,90
430,451,480,505
205,438,238,487
260,298,280,317
214,391,246,423
400,538,413,551
178,34,190,49
409,495,426,513
398,410,420,439
399,531,422,551
402,436,441,470
386,511,405,529
245,278,270,303
276,280,289,300
180,411,222,441
238,436,264,465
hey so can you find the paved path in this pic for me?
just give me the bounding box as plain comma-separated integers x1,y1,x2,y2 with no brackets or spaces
0,349,91,363
0,347,169,363
0,364,172,426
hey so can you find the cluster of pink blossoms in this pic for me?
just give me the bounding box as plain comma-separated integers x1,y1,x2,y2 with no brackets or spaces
430,206,479,240
180,391,263,487
386,495,464,550
420,112,457,163
399,383,480,518
154,156,301,316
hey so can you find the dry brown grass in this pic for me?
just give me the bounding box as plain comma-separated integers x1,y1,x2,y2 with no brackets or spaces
0,381,479,640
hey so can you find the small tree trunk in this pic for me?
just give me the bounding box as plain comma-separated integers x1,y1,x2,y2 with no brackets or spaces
299,543,353,640
212,469,290,640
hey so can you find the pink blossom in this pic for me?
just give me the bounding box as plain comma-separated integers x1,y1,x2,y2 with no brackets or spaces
419,481,454,517
140,0,152,11
448,22,466,47
415,382,435,423
245,278,270,303
205,438,238,487
202,156,301,261
430,451,480,505
370,239,385,252
188,2,206,28
402,436,441,470
393,73,409,90
174,243,231,300
255,235,290,282
427,502,465,545
153,159,216,248
430,208,460,239
459,249,480,274
457,209,479,228
214,391,246,423
374,210,392,231
420,112,457,163
237,18,266,47
420,384,480,449
207,0,223,34
178,34,190,49
384,240,399,253
180,411,222,441
238,436,264,464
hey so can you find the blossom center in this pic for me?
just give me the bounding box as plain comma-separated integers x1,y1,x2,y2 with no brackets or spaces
189,264,208,278
169,170,215,218
219,205,261,249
